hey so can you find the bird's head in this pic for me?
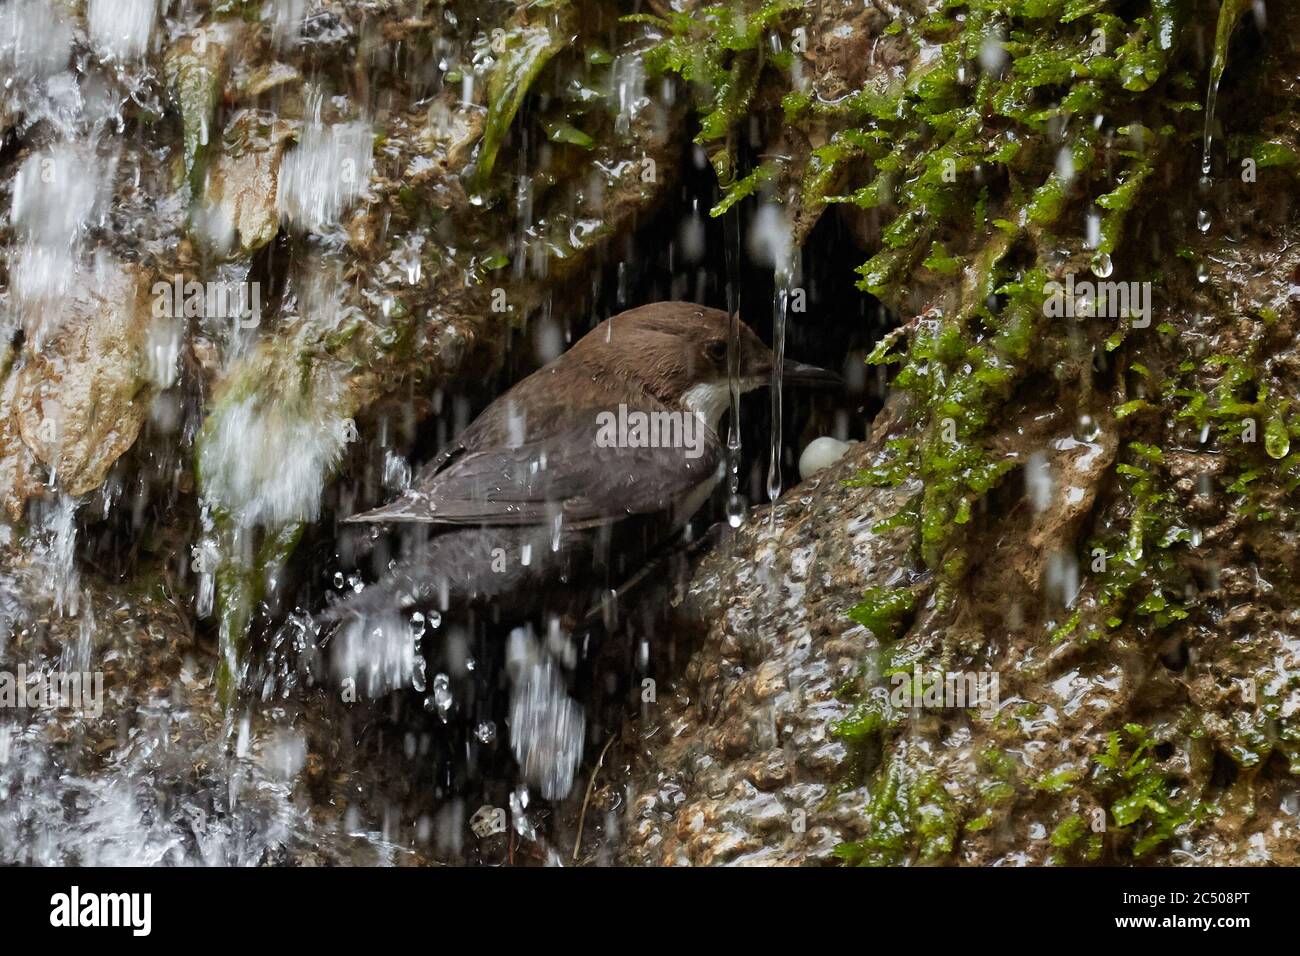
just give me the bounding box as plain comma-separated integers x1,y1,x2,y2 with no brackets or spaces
576,301,839,430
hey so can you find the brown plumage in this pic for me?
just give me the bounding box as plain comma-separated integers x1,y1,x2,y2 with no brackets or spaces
326,301,835,622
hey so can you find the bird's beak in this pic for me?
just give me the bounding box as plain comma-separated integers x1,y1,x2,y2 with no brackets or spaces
779,358,841,387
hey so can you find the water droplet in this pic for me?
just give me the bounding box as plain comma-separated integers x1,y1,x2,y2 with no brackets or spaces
1075,415,1101,442
510,788,538,841
1265,415,1291,460
410,612,427,692
1026,451,1053,513
1085,210,1101,250
1196,208,1211,234
1055,146,1075,184
767,281,790,505
726,493,746,528
432,673,453,721
1090,252,1113,278
980,34,1008,75
475,721,497,745
1196,261,1209,284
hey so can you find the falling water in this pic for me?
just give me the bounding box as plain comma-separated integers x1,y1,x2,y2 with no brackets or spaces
724,206,746,527
277,114,374,233
1198,100,1214,234
768,281,790,510
1198,0,1246,236
749,202,796,511
1201,73,1218,182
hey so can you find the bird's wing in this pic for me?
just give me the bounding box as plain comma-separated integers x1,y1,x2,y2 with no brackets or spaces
345,417,723,526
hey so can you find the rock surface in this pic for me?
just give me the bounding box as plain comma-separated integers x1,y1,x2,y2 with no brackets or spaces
609,0,1300,868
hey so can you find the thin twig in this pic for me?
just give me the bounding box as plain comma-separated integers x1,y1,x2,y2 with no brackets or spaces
572,735,617,863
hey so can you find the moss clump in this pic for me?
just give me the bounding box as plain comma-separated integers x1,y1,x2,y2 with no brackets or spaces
637,3,1192,588
827,1,1202,587
165,32,228,194
471,4,574,193
212,520,304,706
627,0,801,188
846,585,921,641
1094,723,1201,858
833,759,960,866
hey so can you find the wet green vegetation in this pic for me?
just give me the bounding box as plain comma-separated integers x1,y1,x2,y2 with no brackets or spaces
643,0,1300,864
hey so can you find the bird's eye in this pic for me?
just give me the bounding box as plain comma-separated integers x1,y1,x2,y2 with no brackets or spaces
705,340,728,364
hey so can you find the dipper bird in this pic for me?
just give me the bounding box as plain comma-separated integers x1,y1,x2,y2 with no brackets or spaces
322,302,835,797
328,301,837,630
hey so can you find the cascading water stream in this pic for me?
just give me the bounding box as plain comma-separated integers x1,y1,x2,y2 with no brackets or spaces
724,205,746,527
767,267,793,517
1199,0,1253,237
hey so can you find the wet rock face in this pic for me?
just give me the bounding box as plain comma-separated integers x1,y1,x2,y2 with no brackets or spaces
15,264,156,498
622,442,920,866
0,537,434,866
0,0,682,522
616,234,1300,868
605,0,1300,869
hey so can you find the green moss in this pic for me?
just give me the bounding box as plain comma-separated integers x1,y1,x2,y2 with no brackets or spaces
627,1,800,184
544,121,594,149
1251,140,1300,168
1049,812,1087,848
165,35,226,194
847,586,921,641
811,2,1201,591
832,691,901,748
213,520,303,706
1096,153,1155,254
834,759,960,866
922,241,963,275
472,8,572,193
710,163,775,216
1034,767,1084,793
1094,723,1200,858
1209,0,1251,86
196,346,355,707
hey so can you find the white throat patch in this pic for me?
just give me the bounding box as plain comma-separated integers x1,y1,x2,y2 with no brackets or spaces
681,378,765,431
